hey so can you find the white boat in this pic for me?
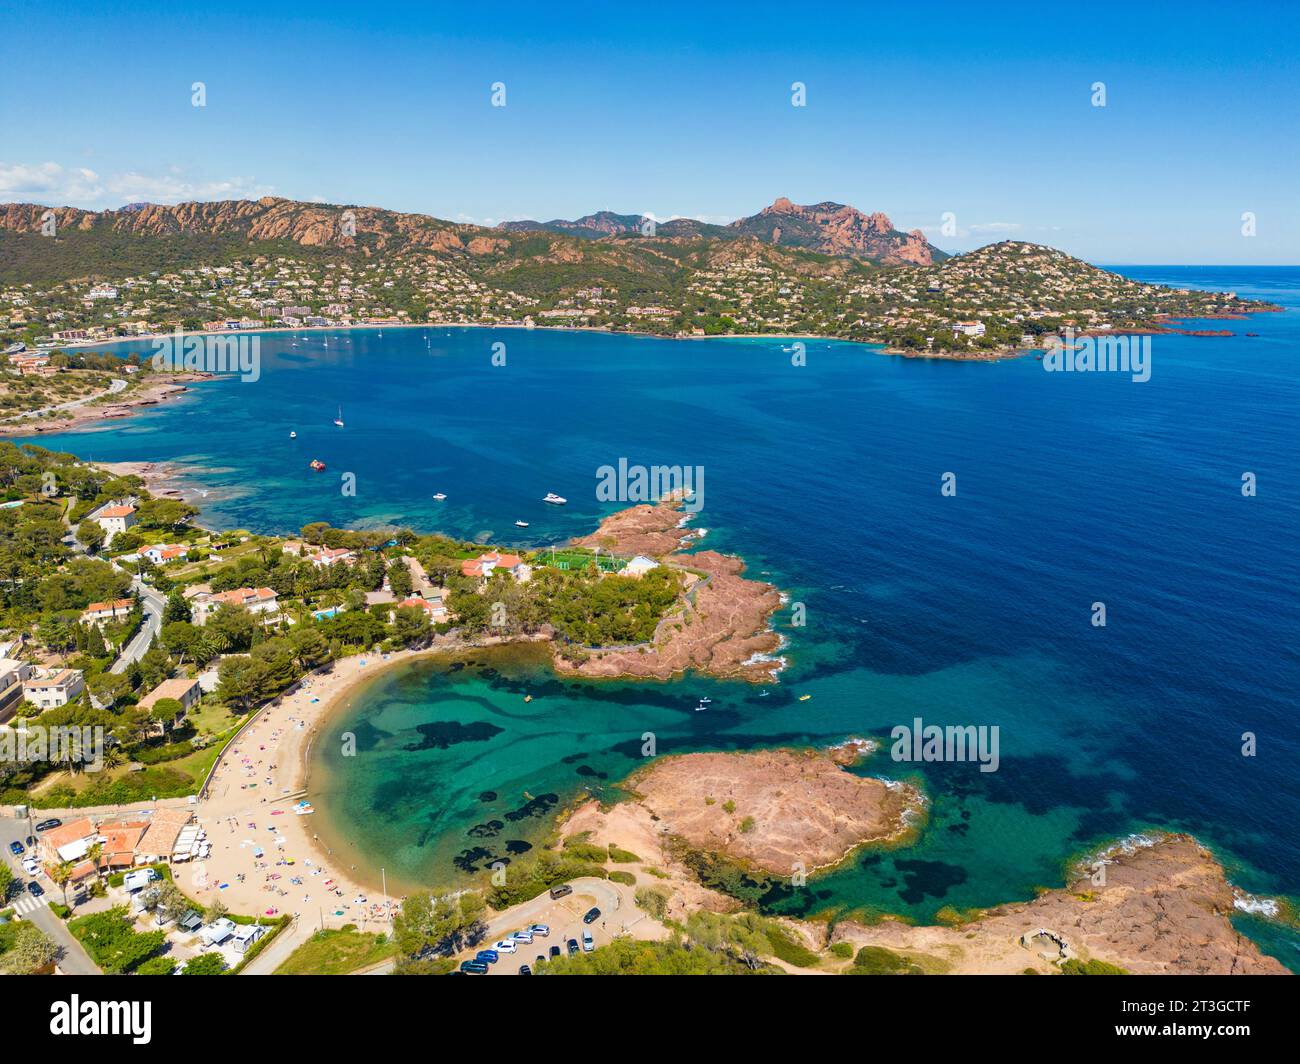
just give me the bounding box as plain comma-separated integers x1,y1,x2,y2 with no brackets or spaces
698,697,712,704
515,520,529,528
432,493,447,501
543,492,567,505
289,431,297,438
695,701,708,712
332,406,344,427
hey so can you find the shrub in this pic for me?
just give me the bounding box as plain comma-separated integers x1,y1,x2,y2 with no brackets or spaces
1060,958,1128,975
847,945,925,976
829,941,853,959
608,870,636,886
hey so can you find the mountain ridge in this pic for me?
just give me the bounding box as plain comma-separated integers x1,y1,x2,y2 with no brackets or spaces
498,197,944,264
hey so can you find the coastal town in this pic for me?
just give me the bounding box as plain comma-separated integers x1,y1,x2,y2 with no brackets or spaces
0,437,1287,979
0,197,1278,362
0,440,796,974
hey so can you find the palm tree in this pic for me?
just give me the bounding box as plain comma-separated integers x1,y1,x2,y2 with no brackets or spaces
50,862,73,909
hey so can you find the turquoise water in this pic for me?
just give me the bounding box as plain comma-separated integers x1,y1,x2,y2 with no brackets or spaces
20,268,1300,964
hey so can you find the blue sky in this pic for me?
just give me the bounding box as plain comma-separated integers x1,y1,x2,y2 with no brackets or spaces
1,0,1296,263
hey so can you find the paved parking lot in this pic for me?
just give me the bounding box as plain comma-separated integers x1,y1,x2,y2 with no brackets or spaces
451,877,654,975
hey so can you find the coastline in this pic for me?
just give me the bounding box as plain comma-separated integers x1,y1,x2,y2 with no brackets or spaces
189,646,446,920
0,373,212,439
19,300,1284,449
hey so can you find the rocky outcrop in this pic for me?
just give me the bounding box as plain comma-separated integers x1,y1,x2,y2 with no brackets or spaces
727,198,941,264
558,497,784,682
831,834,1291,975
620,746,922,877
0,197,488,255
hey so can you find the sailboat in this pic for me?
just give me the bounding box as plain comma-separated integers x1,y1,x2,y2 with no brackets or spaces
332,406,344,427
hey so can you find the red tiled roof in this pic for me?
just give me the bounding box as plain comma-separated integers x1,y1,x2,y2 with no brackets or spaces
85,598,133,614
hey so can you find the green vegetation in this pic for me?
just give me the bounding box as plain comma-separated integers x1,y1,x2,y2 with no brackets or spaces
390,890,486,972
275,926,396,975
539,937,770,975
1060,957,1129,975
181,953,228,975
634,886,670,920
0,920,59,974
829,941,854,959
487,849,608,910
607,845,642,863
68,906,166,973
684,910,820,969
845,945,927,976
608,870,636,886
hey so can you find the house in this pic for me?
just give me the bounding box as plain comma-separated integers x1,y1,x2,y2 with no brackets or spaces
141,543,190,565
190,587,279,625
96,822,149,872
306,546,356,567
395,596,448,623
93,503,137,540
623,555,660,578
81,598,135,626
460,552,528,581
0,657,33,724
952,321,987,338
137,676,202,733
135,808,195,865
23,668,85,709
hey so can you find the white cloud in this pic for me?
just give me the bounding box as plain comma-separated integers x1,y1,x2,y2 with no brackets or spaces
968,222,1022,233
0,160,273,208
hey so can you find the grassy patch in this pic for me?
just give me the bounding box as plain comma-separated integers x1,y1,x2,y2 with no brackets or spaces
274,926,396,975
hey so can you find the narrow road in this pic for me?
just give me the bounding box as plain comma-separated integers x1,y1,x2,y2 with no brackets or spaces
1,377,127,423
110,576,165,674
0,817,101,974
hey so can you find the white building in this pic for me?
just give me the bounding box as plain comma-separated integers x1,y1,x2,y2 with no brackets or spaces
93,503,137,540
23,668,86,709
190,587,279,625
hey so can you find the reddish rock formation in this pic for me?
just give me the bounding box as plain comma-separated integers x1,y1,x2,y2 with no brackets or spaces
728,197,939,264
624,746,923,876
831,834,1291,975
557,498,785,682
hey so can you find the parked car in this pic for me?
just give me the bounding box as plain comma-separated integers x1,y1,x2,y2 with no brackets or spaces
8,840,23,856
22,859,39,876
494,938,518,953
583,907,601,924
566,938,579,956
518,964,532,976
34,819,61,833
26,880,44,897
512,930,533,944
549,884,573,900
529,923,550,937
549,944,561,959
581,930,594,952
475,949,499,965
459,960,488,974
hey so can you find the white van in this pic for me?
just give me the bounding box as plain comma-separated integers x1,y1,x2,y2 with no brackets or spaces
123,868,160,892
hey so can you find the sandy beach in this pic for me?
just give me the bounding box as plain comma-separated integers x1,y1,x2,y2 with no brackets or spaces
176,650,430,930
177,634,551,929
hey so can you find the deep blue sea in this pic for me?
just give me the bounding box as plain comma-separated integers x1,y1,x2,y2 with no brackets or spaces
20,266,1299,965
